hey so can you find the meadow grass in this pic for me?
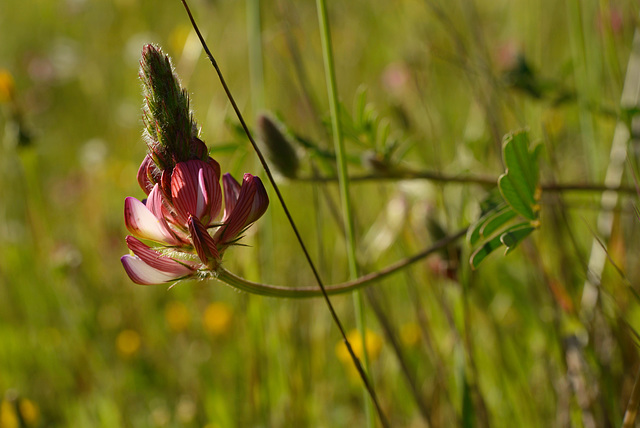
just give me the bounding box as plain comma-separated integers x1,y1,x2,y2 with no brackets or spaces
1,0,640,426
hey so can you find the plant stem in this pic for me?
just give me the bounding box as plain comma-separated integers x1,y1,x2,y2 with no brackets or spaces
315,0,377,425
178,1,388,425
216,228,467,298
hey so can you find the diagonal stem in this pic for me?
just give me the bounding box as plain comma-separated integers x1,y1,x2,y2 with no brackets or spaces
314,0,378,426
178,1,388,425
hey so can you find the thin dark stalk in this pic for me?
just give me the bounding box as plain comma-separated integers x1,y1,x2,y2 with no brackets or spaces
365,287,433,427
178,1,387,425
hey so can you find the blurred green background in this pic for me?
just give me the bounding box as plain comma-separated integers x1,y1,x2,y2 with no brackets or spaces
1,0,640,426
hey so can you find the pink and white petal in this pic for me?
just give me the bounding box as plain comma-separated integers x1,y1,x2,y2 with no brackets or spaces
207,180,223,226
124,197,179,245
125,236,196,274
172,160,222,226
199,166,222,225
121,255,189,285
146,184,164,218
222,173,241,222
196,168,207,218
245,174,269,224
137,155,154,195
216,176,256,243
145,185,185,243
207,157,221,181
171,161,201,224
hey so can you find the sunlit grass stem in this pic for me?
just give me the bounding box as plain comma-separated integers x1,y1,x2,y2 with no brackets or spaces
178,1,388,425
314,0,379,426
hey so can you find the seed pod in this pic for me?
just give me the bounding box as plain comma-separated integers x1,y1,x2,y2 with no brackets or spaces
256,113,299,178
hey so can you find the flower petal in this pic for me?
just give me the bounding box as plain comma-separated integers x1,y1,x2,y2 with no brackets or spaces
124,196,179,245
121,255,189,285
187,216,219,265
125,235,196,274
200,162,222,223
245,174,269,224
207,157,221,181
137,154,155,195
216,174,257,243
216,174,269,245
222,173,241,222
171,160,222,226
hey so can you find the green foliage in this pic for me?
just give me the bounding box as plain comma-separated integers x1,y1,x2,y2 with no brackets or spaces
469,131,541,269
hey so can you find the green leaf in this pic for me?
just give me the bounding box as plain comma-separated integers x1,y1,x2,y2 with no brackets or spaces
502,131,538,195
467,203,511,246
500,222,536,254
469,234,505,269
498,130,541,221
498,173,536,220
480,208,518,241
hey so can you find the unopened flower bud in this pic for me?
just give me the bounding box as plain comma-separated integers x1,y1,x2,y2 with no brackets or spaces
256,113,299,178
139,44,203,172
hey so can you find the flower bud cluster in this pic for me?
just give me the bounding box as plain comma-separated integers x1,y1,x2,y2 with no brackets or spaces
121,45,268,285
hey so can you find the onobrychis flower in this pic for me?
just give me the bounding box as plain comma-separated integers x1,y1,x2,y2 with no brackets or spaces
121,158,269,285
120,44,268,286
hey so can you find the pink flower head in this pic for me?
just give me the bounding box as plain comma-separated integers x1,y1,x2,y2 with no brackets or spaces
122,45,269,286
122,164,269,285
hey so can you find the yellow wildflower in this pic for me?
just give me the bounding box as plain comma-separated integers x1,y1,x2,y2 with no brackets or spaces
116,329,141,357
202,302,232,335
165,301,191,332
0,400,18,428
19,399,40,427
335,329,383,364
400,322,421,347
0,70,15,104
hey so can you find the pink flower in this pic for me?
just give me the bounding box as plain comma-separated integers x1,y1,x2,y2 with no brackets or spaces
122,161,269,286
122,45,270,286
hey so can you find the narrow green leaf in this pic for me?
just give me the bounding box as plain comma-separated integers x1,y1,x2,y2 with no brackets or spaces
500,222,536,254
480,208,518,239
467,203,517,246
467,203,509,246
470,234,505,269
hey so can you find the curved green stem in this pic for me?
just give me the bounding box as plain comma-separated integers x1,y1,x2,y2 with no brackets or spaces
216,227,467,298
